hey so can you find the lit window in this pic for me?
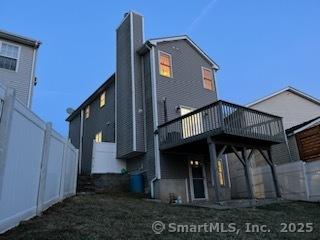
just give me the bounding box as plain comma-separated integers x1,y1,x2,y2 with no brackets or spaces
85,105,90,119
100,91,106,108
217,160,225,186
0,42,20,71
202,67,214,90
95,131,102,143
159,51,172,78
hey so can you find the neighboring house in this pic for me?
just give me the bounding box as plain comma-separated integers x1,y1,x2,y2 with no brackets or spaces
286,117,320,163
248,86,320,165
67,12,285,203
229,87,320,199
0,30,41,108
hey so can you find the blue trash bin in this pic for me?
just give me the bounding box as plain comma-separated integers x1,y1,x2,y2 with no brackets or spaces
130,173,144,193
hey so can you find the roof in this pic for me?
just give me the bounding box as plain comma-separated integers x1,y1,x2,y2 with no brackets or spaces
286,116,320,135
247,86,320,107
0,29,41,48
143,35,219,70
66,74,115,122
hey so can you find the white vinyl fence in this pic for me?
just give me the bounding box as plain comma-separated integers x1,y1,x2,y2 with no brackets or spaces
91,142,126,174
251,161,320,201
0,86,78,233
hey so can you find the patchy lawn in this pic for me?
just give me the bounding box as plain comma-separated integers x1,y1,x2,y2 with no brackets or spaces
1,193,319,240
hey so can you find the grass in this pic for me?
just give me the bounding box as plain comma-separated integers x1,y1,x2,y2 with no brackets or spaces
0,192,319,240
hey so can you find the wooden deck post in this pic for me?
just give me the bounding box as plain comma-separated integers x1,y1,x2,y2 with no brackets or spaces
207,137,220,202
267,149,281,198
242,147,254,199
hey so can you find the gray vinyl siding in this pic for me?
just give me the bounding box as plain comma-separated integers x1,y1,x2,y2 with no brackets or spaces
126,52,155,189
68,80,115,174
288,135,301,161
116,12,145,158
0,38,35,106
68,114,80,149
116,15,133,158
155,40,218,125
154,40,218,179
133,14,145,153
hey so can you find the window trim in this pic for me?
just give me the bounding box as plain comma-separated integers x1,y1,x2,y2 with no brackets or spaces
100,90,106,108
158,50,173,78
0,40,21,72
201,66,214,91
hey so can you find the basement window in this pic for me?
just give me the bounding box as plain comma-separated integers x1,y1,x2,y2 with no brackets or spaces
100,91,106,108
202,67,214,91
159,51,172,78
0,41,20,71
95,131,102,143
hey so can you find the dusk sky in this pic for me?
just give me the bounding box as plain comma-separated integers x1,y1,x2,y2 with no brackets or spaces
1,0,319,136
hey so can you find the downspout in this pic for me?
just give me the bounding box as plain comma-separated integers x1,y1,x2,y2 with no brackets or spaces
27,45,38,108
149,44,161,198
150,177,157,198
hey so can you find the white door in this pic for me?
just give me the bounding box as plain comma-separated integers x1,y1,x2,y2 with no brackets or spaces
189,159,208,200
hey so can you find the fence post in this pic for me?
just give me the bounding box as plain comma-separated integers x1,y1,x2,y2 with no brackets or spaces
36,122,52,216
302,162,310,201
0,88,15,199
59,140,68,200
73,149,79,194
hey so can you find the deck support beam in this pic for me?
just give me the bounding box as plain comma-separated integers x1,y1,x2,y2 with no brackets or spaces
242,147,254,199
259,149,281,198
207,137,227,203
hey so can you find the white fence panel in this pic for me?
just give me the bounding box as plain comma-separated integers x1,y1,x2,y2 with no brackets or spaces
91,142,126,174
252,165,276,198
63,145,78,197
0,101,46,233
304,160,320,201
0,86,79,233
42,132,65,210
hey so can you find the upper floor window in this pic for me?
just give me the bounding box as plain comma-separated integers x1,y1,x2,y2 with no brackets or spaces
202,67,214,91
0,42,20,71
95,131,102,143
159,51,172,78
85,105,90,119
100,91,106,108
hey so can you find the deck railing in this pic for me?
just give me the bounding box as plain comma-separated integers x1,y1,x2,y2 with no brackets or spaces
158,100,285,149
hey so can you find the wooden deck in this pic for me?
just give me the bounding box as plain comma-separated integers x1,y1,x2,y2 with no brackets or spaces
158,100,285,150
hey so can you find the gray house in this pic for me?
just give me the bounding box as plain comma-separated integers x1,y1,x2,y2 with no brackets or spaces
0,30,41,108
67,12,285,203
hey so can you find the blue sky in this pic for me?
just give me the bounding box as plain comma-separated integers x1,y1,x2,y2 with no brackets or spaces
1,0,320,136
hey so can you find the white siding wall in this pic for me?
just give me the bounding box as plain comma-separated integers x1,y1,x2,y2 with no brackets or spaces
250,91,320,130
0,39,35,107
0,84,78,233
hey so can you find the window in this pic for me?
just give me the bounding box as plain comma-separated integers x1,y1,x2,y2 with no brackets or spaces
0,42,20,71
100,91,106,108
85,105,90,119
296,125,320,162
95,131,102,143
159,51,172,78
202,67,214,90
217,160,225,186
